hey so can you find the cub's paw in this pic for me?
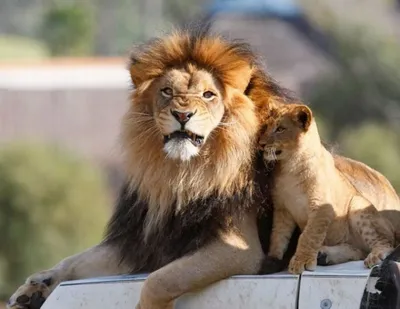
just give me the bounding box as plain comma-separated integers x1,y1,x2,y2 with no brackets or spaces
7,270,59,309
364,248,393,269
288,254,317,274
259,256,284,274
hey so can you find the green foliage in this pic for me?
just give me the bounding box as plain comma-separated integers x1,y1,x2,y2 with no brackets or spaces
0,0,206,56
339,123,400,192
313,113,332,142
90,0,144,55
0,35,49,60
301,3,400,194
0,143,110,299
40,4,94,56
163,0,204,25
89,0,205,55
306,25,400,137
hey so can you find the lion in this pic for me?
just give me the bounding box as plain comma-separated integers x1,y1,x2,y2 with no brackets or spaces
258,103,400,275
7,26,300,309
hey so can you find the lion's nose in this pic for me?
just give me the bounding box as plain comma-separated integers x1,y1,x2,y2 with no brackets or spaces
171,110,195,125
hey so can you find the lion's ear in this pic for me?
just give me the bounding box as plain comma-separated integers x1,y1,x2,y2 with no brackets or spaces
293,105,312,131
232,64,254,93
129,54,146,87
128,46,156,88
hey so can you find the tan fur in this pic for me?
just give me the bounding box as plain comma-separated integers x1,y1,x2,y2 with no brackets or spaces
259,103,400,274
136,211,263,309
7,28,286,309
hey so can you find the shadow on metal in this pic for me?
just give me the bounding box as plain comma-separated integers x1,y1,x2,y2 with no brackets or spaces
359,245,400,309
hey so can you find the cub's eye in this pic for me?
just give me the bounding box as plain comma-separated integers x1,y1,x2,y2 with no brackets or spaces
161,87,173,97
203,91,215,100
275,126,286,133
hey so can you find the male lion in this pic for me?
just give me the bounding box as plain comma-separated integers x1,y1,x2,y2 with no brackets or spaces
7,26,298,309
259,103,400,275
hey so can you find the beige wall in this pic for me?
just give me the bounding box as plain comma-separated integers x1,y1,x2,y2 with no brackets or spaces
0,88,129,164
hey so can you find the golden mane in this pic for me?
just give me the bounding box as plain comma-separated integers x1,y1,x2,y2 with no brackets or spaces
121,26,295,232
129,27,256,93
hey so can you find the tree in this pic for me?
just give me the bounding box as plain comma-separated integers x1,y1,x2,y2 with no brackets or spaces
304,26,400,138
0,143,110,299
339,123,400,192
40,3,94,56
300,1,400,138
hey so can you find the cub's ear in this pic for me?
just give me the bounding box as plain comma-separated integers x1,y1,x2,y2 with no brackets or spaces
293,105,312,130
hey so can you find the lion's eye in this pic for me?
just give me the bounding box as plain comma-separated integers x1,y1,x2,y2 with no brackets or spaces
275,126,286,133
203,91,215,100
161,87,173,97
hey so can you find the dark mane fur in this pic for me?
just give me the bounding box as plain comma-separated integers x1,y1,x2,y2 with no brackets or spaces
104,177,253,272
103,151,299,273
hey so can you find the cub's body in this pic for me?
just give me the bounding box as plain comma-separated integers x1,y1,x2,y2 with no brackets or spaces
260,103,400,274
273,154,353,243
335,156,400,233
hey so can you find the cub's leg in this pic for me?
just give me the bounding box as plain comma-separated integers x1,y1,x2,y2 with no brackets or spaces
317,244,366,266
7,244,131,309
288,203,335,274
136,212,263,309
260,208,297,274
350,195,395,268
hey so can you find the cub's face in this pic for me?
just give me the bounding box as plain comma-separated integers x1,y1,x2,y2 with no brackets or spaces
153,68,225,161
259,104,312,162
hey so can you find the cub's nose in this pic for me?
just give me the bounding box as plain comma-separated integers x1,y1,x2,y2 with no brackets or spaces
171,110,195,125
257,143,266,151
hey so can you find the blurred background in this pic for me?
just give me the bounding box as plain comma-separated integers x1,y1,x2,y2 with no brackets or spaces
0,0,400,304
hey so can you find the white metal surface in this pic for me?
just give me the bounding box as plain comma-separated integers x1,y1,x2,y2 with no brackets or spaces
42,261,371,309
299,261,370,309
43,273,299,309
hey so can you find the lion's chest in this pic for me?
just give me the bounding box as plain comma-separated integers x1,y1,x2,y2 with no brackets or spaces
273,175,310,230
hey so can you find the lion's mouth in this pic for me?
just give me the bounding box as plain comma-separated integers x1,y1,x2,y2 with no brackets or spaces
164,130,204,147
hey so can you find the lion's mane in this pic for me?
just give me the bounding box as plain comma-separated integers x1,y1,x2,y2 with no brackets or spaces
103,25,299,272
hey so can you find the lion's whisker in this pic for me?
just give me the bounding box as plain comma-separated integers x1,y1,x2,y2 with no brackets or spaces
128,127,160,145
219,121,237,127
130,112,153,116
132,119,154,126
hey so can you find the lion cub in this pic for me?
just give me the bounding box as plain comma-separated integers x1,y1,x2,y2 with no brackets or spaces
259,103,400,274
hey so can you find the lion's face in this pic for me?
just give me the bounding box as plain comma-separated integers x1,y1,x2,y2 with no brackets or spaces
153,68,225,161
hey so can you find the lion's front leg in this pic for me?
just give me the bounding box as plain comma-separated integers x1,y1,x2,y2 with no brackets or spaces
7,244,130,309
137,213,263,309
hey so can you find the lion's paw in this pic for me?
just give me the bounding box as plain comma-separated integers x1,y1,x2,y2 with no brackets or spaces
288,254,317,274
7,270,59,309
364,248,392,269
259,255,284,274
